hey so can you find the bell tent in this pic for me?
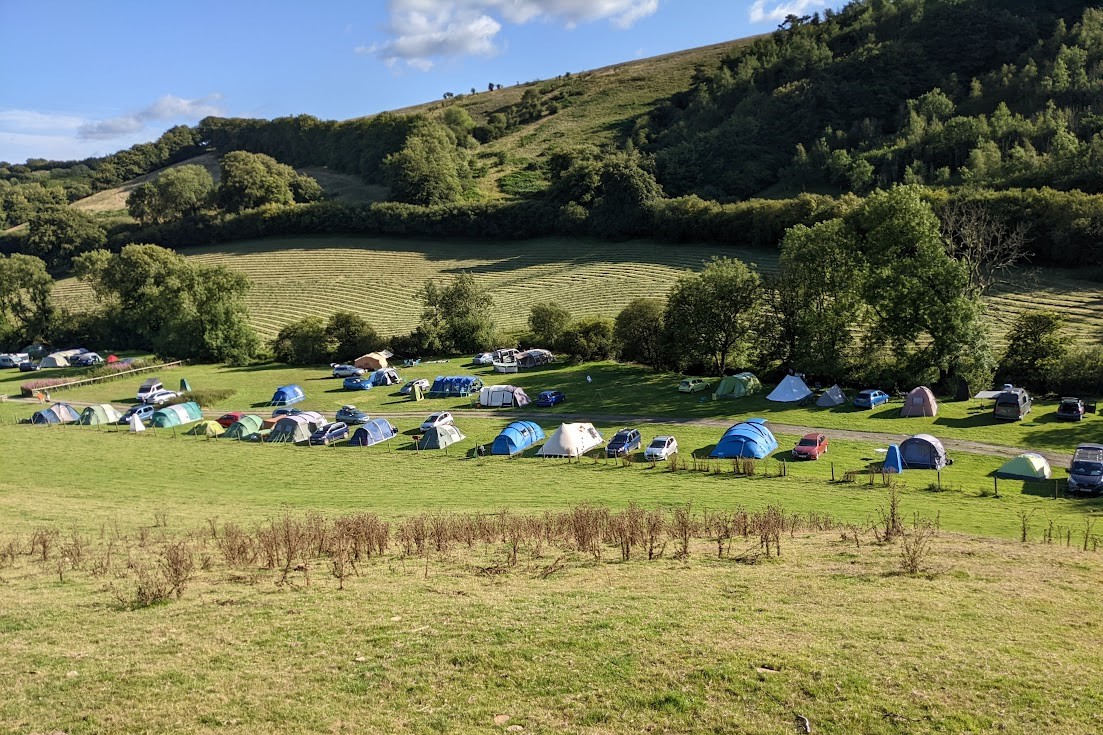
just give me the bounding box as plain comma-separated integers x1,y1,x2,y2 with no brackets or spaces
185,420,225,437
816,385,847,407
151,401,203,428
536,423,604,458
417,424,465,450
78,404,122,426
223,414,263,439
349,419,399,447
270,384,306,406
479,385,531,408
31,403,80,425
899,434,950,469
901,386,938,417
714,372,762,399
996,453,1051,481
491,420,546,456
767,374,812,403
709,419,778,459
128,413,146,432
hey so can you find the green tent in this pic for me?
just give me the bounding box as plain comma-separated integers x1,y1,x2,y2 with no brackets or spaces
995,453,1051,481
151,401,203,428
223,414,263,439
185,420,225,437
417,424,465,450
714,372,762,399
77,403,123,426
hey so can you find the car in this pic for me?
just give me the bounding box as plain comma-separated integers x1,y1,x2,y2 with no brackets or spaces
72,352,104,367
1056,397,1086,422
678,378,710,393
644,436,679,461
272,407,307,418
118,404,156,425
336,405,370,424
994,386,1032,421
791,433,829,460
535,390,566,407
136,379,165,403
331,363,364,378
343,376,373,391
853,389,890,409
309,422,349,446
400,378,431,396
18,361,40,372
420,411,454,432
1068,443,1103,496
0,353,29,368
216,412,245,428
146,389,179,406
472,352,494,365
606,428,643,458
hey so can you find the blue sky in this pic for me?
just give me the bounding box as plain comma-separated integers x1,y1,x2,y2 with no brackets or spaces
0,1,834,164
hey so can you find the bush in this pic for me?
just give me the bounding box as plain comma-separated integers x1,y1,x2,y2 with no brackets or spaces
559,316,615,361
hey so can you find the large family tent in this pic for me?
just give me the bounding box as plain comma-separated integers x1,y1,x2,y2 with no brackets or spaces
709,419,779,459
151,401,203,428
491,420,546,456
767,374,812,403
31,402,80,425
39,352,73,368
428,376,483,398
537,423,604,458
268,416,313,443
479,385,531,408
297,411,327,431
517,349,554,369
418,424,465,450
77,404,122,426
899,434,950,469
900,386,938,417
714,372,762,399
816,385,847,407
996,453,1051,481
354,350,393,371
223,414,263,439
368,368,401,387
270,384,306,406
349,419,399,447
185,420,225,437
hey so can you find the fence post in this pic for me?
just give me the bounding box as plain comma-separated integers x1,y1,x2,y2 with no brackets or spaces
937,470,942,491
994,477,999,498
830,463,835,482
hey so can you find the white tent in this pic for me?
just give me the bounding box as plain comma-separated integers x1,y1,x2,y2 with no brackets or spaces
767,374,813,403
537,423,604,458
39,352,72,368
128,413,146,433
479,385,531,408
816,384,847,407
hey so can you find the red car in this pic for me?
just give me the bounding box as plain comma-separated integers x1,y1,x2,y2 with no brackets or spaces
792,433,829,460
216,411,245,428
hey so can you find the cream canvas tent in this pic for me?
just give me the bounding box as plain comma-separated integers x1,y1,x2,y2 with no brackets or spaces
996,453,1051,480
901,386,938,417
816,385,847,407
767,374,812,403
478,385,531,408
78,404,123,426
354,350,393,371
128,413,146,433
714,372,762,399
537,423,604,458
40,349,82,368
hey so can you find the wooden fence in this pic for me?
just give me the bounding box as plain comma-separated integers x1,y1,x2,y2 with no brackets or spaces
19,360,185,397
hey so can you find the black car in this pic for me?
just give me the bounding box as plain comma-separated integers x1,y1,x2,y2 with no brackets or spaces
18,361,40,372
1056,397,1086,421
605,428,642,458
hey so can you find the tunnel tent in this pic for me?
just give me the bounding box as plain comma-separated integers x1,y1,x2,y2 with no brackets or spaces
491,420,546,456
714,372,762,399
479,385,531,408
77,404,122,426
417,424,465,450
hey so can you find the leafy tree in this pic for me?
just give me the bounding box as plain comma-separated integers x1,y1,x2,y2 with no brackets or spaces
325,311,383,362
417,273,494,354
614,298,666,367
0,253,54,349
998,310,1067,391
383,122,467,205
127,164,215,225
26,206,107,269
560,316,615,361
527,302,571,348
272,316,335,365
216,151,319,212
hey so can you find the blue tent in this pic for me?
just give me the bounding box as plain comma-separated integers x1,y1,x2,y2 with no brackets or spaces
270,384,305,405
900,434,950,470
884,444,903,473
31,402,80,425
428,376,483,398
709,419,778,459
349,418,399,447
491,420,546,456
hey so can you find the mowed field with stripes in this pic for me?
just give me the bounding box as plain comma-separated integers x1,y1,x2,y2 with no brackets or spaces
54,235,1103,343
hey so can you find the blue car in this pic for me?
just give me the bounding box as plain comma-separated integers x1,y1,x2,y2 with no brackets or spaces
309,422,349,445
853,389,890,409
343,376,373,391
606,428,642,458
535,390,566,407
336,405,370,425
117,404,155,424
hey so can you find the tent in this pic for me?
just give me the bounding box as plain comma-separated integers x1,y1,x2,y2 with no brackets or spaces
417,424,465,450
39,352,73,368
354,350,393,371
31,402,80,425
179,378,192,393
901,386,938,417
537,423,604,458
77,404,122,426
884,444,903,473
151,401,203,428
479,385,531,408
368,368,401,387
428,376,483,398
349,419,399,447
270,384,306,406
899,434,950,470
491,420,546,456
268,415,313,443
714,372,762,399
517,349,554,369
106,354,119,363
185,420,225,437
128,413,146,433
223,414,263,439
996,453,1051,481
709,419,779,459
261,416,282,430
816,384,847,407
296,411,327,432
767,374,813,403
22,343,47,359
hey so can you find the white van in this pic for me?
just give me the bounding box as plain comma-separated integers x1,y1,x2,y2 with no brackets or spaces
0,353,29,368
136,378,165,403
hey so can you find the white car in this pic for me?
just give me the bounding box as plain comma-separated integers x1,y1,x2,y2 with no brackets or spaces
331,363,365,378
420,411,454,432
147,389,180,406
472,352,493,365
644,436,678,461
400,378,431,395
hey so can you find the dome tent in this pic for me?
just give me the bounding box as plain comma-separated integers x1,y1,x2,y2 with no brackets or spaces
899,434,950,470
78,404,122,426
767,374,812,403
270,384,305,406
417,424,465,450
709,419,778,459
223,414,264,439
996,453,1051,481
901,386,938,417
816,385,847,407
185,420,225,437
350,419,399,447
714,372,762,399
31,403,80,425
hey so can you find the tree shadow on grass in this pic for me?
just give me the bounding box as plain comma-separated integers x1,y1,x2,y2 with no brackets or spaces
934,413,1001,430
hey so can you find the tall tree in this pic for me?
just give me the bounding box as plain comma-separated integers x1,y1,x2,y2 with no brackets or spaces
26,206,107,269
528,302,572,348
417,273,494,354
998,310,1067,391
0,254,55,349
614,298,666,367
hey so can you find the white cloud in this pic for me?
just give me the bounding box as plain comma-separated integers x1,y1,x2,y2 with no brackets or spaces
77,94,224,140
749,0,832,24
365,0,660,69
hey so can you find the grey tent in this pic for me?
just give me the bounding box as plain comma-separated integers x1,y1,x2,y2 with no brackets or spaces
816,385,847,407
268,415,313,443
899,434,950,470
417,424,465,450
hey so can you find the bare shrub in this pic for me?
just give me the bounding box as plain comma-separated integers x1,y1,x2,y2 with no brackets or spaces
874,487,904,543
669,504,694,559
899,522,938,575
160,541,194,598
217,523,257,567
30,527,60,562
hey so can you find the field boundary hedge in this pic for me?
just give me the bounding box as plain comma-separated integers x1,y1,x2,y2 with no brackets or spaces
20,360,183,397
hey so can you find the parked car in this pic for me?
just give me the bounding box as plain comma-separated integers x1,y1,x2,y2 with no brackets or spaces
331,363,364,378
400,378,431,396
853,389,890,409
791,433,829,460
472,352,494,365
18,361,40,372
336,405,370,425
0,353,29,368
147,389,179,406
1056,397,1086,422
606,428,643,458
343,376,373,391
678,378,710,393
420,411,454,432
272,407,306,418
1068,443,1103,496
118,404,156,425
994,386,1032,421
136,379,165,403
216,412,245,428
535,390,566,407
644,436,679,461
309,422,349,446
72,352,104,367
